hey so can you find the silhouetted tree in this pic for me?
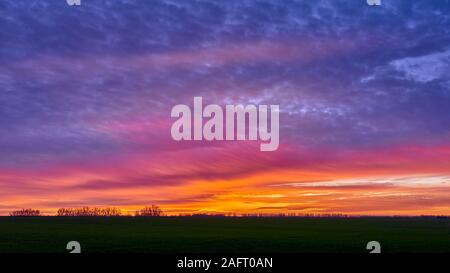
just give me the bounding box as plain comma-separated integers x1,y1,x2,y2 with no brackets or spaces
135,205,163,216
56,207,122,216
10,208,41,216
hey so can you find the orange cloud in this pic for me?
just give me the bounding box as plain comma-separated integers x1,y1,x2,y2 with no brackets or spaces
1,141,450,216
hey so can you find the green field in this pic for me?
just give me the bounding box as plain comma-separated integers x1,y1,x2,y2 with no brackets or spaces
0,217,449,253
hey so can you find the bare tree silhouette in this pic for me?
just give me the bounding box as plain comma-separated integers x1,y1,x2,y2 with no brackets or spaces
135,205,163,216
10,208,41,216
57,207,122,216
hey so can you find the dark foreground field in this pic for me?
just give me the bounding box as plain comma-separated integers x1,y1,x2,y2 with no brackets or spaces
0,217,449,253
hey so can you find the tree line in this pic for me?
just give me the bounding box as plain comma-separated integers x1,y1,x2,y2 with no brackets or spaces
9,208,41,217
9,205,163,217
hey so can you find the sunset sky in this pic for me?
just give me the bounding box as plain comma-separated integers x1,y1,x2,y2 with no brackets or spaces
1,0,450,216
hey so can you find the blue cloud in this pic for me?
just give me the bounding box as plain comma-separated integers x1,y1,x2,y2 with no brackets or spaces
0,0,449,168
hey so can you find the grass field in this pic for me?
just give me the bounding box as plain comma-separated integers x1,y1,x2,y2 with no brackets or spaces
0,216,449,253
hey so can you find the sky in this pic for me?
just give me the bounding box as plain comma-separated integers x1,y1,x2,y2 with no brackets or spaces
0,0,450,216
